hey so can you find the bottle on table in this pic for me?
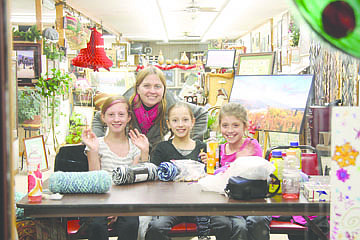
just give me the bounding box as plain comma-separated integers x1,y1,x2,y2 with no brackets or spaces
269,150,284,193
288,141,302,170
282,150,301,199
27,154,43,203
206,131,219,175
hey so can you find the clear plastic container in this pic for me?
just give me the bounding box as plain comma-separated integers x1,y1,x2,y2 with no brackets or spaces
289,141,302,169
285,150,301,169
282,151,301,199
282,168,301,199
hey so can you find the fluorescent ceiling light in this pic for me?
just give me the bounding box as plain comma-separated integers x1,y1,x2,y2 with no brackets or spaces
11,14,56,24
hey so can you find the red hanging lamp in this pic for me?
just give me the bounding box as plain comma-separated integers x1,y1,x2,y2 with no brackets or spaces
72,28,113,71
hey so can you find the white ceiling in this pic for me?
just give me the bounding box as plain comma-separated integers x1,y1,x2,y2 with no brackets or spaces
10,0,290,42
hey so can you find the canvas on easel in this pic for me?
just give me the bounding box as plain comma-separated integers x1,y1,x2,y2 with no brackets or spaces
229,74,314,134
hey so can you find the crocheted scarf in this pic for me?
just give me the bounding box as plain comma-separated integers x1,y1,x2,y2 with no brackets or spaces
133,94,159,134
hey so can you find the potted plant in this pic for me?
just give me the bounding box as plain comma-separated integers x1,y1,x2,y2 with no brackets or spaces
12,25,42,42
17,87,42,125
36,68,71,151
65,113,86,144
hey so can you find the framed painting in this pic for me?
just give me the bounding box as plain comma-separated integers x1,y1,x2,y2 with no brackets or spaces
13,42,42,86
23,135,48,171
236,52,275,75
163,70,175,87
113,42,128,67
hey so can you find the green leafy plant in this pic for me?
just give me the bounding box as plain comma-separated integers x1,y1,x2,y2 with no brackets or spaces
65,113,86,144
43,41,65,61
36,68,71,151
12,25,42,42
17,87,42,124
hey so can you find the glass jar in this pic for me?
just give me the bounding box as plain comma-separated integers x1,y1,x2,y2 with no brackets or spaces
282,168,301,199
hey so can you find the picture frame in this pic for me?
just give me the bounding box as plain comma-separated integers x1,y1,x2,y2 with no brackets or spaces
251,32,261,52
23,135,48,171
277,50,282,72
163,70,175,87
105,48,116,65
13,42,42,86
277,20,282,49
236,52,275,75
291,47,301,64
113,42,128,67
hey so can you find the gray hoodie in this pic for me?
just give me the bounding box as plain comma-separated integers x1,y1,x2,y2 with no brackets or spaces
91,87,208,149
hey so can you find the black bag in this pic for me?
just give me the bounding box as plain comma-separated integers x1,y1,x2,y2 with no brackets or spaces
54,144,88,172
224,173,280,200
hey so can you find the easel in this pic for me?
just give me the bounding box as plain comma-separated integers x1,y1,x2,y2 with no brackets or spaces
253,130,271,157
254,130,300,157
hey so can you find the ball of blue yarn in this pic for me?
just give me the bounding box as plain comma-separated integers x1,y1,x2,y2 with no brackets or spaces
157,162,178,181
112,163,158,185
49,170,111,194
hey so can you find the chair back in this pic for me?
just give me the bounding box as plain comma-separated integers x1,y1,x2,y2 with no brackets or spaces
265,145,322,176
54,144,88,172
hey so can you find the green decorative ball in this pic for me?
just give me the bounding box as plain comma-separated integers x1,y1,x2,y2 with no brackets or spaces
294,0,359,58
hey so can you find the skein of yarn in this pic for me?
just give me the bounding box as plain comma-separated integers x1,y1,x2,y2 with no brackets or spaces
49,170,111,194
112,163,158,185
157,162,179,181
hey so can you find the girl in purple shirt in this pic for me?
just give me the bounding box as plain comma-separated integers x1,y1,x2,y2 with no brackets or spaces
218,102,271,240
220,138,262,166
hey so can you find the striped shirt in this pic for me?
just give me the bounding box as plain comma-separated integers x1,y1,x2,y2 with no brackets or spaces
85,137,140,174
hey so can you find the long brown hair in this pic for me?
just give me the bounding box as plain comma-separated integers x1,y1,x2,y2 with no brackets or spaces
130,66,167,135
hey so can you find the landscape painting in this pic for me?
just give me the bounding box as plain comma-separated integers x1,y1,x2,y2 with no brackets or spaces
229,75,314,133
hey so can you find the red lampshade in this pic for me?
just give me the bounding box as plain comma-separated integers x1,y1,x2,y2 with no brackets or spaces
72,28,113,71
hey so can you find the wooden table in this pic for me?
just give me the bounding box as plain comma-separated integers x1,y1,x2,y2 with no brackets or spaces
17,181,330,218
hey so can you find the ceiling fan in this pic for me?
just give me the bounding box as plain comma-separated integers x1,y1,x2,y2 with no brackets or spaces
181,0,218,13
183,32,201,38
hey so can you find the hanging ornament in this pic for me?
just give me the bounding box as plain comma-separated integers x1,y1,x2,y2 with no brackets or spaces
158,50,165,65
293,0,359,58
72,28,113,71
180,51,189,65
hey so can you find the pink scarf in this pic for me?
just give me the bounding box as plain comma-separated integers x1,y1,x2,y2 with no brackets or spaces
133,94,159,134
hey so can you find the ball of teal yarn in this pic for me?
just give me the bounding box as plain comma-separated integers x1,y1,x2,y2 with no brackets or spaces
49,170,111,194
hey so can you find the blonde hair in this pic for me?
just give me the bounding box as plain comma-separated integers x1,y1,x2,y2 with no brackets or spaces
219,102,249,135
167,102,194,139
129,66,167,136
